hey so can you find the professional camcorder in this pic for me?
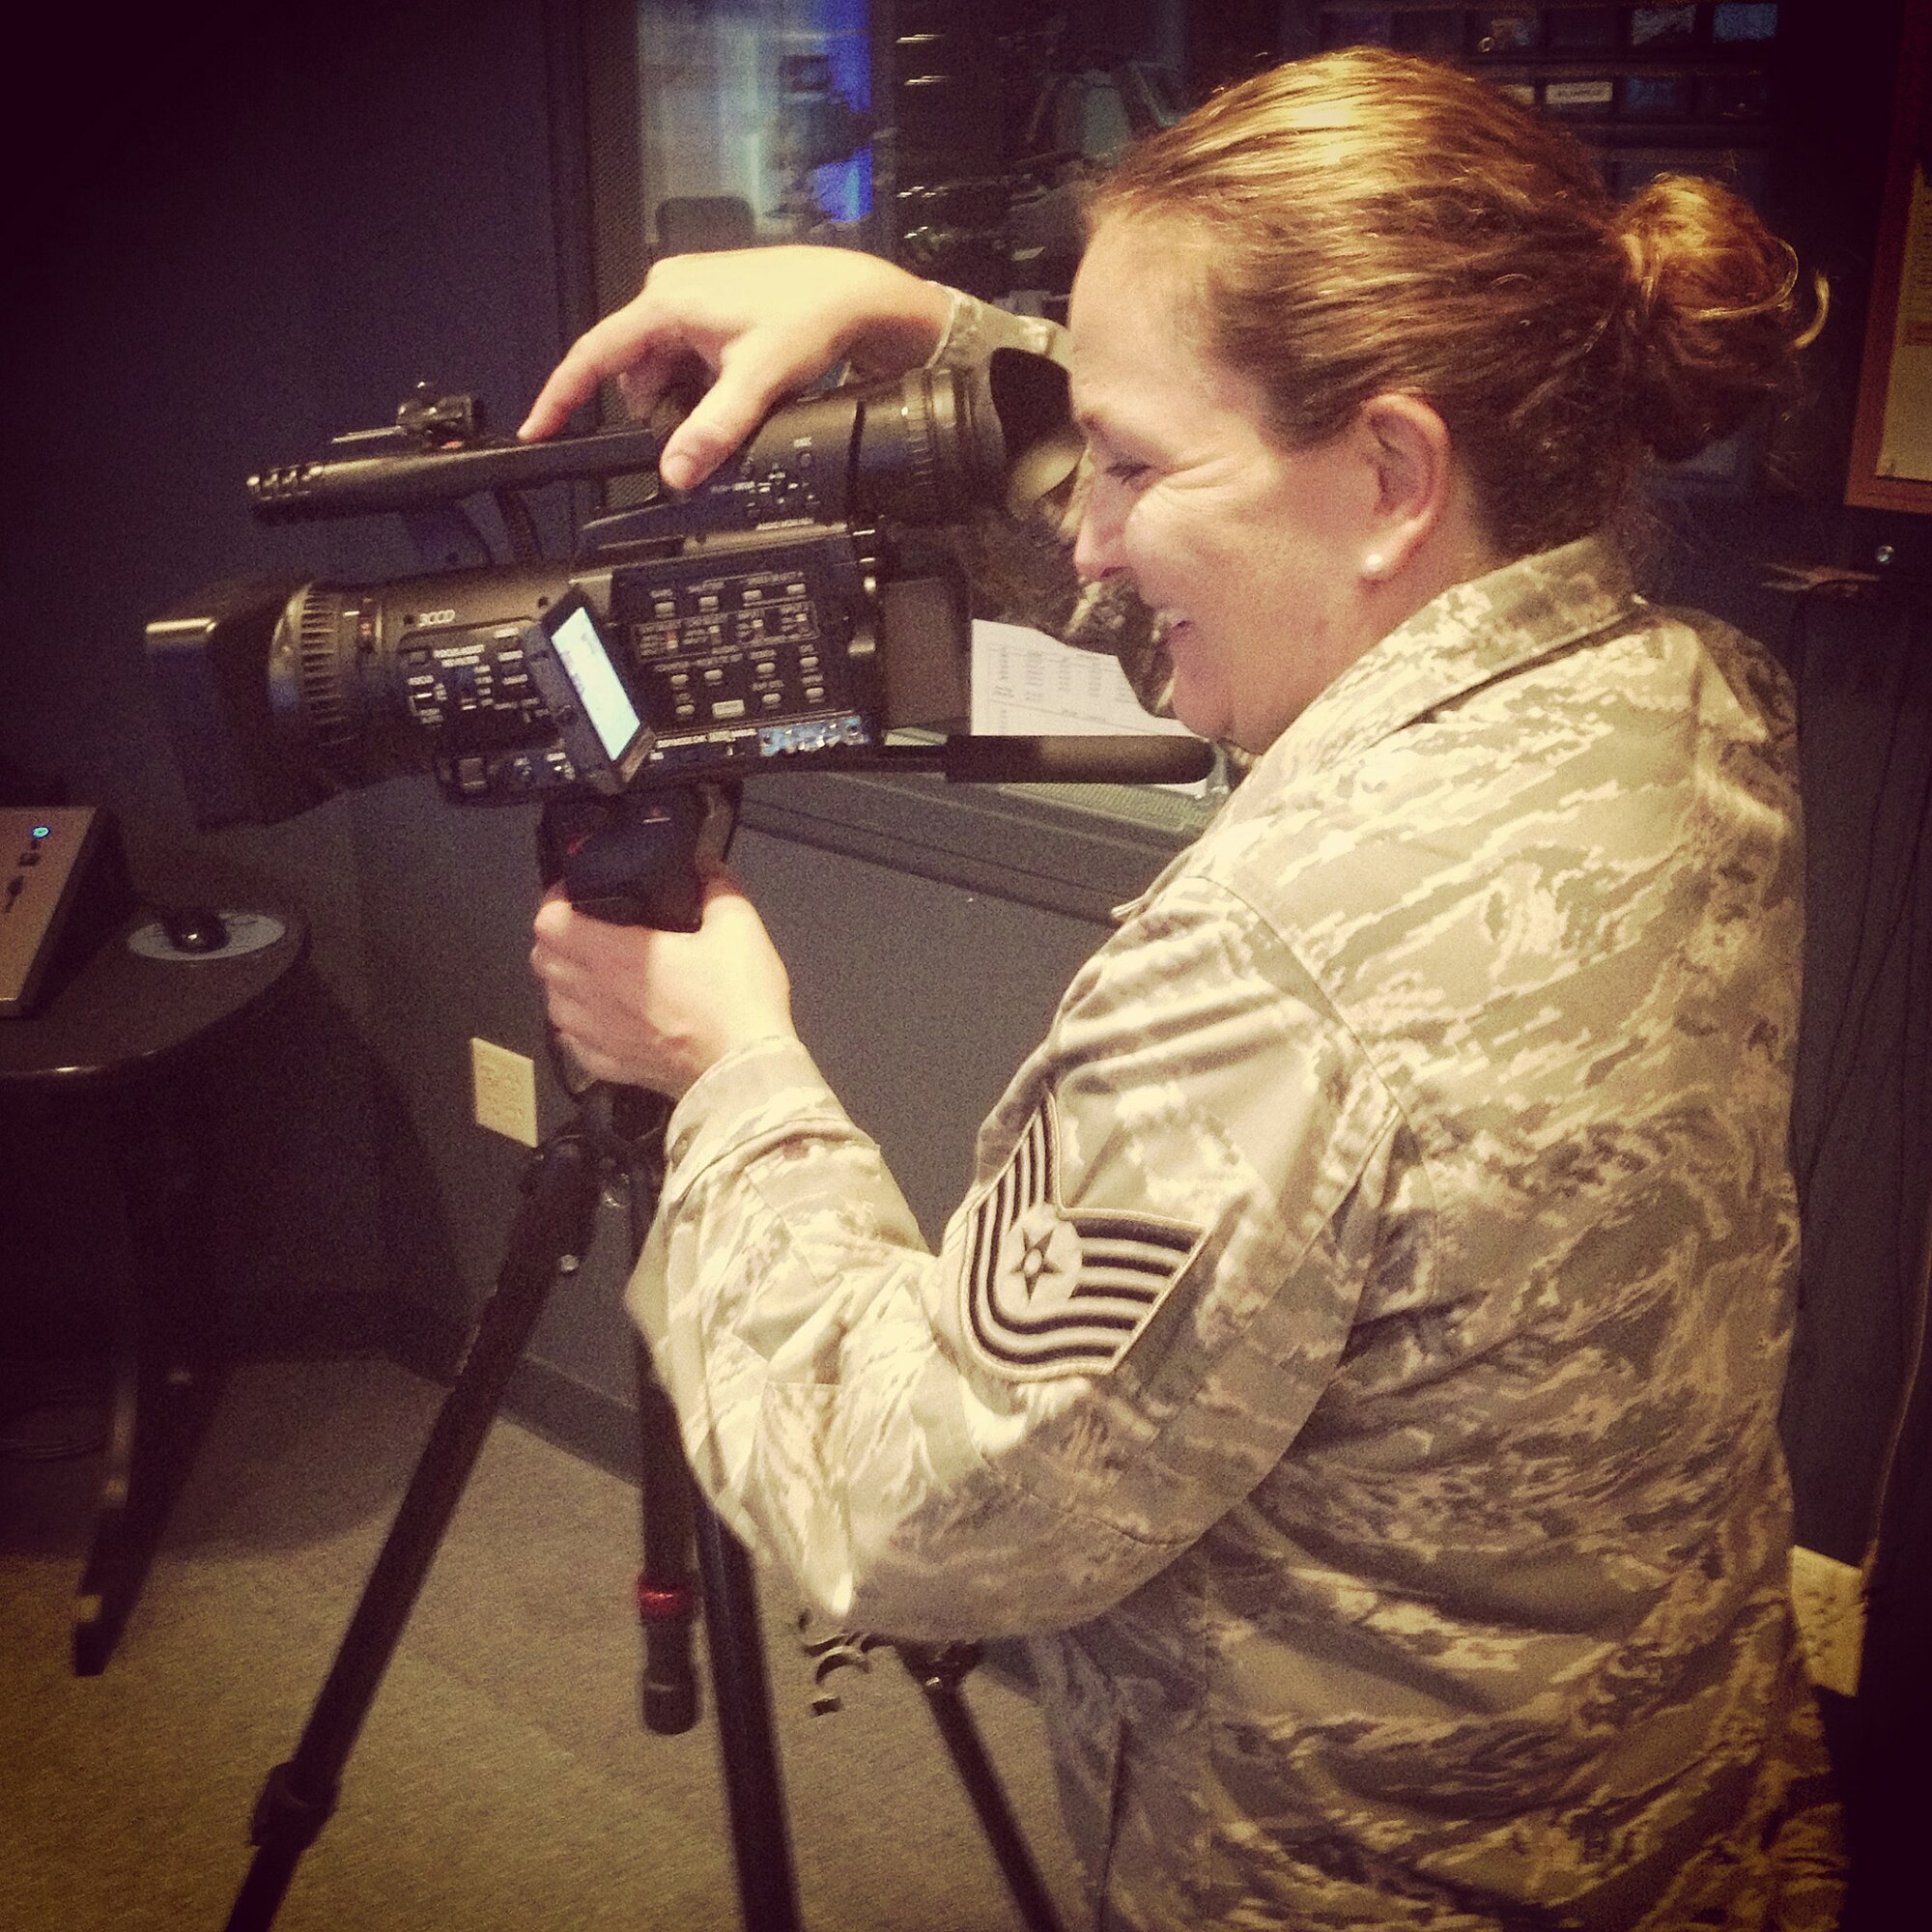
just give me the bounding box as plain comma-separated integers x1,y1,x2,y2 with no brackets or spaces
145,347,1207,923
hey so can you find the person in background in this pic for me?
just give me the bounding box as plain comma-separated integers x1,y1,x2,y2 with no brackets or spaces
526,47,1841,1931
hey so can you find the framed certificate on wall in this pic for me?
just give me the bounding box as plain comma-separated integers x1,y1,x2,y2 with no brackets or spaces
1848,0,1932,512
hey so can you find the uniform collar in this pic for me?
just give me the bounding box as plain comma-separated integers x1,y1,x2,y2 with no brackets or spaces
1227,534,1640,813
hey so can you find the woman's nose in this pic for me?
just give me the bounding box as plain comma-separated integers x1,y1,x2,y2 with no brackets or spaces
1072,492,1122,582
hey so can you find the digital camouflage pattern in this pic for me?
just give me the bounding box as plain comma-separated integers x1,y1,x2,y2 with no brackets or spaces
629,303,1843,1928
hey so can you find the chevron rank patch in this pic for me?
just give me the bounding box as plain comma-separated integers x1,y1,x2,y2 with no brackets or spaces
962,1093,1206,1380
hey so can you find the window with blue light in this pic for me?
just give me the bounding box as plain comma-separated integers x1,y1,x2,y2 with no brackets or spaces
635,1,874,252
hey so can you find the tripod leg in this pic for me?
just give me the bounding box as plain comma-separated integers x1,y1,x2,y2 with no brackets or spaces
619,1099,703,1738
613,1092,800,1929
635,1338,699,1733
898,1644,1065,1932
225,1130,605,1932
695,1505,804,1932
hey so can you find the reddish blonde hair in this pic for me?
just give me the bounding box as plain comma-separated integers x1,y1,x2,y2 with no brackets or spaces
1091,48,1815,557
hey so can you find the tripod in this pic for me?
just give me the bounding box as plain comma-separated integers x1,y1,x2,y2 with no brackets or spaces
224,798,1064,1932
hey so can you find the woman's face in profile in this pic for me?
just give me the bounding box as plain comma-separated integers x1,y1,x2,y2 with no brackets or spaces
1065,220,1381,753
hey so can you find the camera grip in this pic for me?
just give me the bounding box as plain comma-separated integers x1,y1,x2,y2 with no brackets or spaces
538,787,736,931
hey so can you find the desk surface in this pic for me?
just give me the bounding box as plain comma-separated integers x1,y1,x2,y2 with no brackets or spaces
0,900,308,1087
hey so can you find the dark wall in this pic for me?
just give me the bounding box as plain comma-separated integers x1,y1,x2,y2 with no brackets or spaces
1,2,571,1334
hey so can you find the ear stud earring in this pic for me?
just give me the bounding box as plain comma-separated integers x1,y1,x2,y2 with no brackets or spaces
1361,552,1386,580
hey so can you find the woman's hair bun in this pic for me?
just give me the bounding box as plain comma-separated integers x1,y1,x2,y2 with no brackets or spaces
1091,48,1826,554
1615,174,1819,465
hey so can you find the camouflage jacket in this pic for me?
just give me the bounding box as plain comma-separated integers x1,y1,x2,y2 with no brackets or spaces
631,311,1842,1928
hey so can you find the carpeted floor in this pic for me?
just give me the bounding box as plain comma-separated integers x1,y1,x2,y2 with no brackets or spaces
0,1355,1082,1931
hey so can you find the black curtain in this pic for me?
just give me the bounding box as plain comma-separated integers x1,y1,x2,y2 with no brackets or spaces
1782,582,1932,1923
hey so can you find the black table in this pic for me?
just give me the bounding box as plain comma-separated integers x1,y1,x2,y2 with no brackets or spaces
0,889,306,1672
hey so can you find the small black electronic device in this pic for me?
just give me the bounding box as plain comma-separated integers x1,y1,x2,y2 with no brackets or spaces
519,591,654,796
0,808,130,1016
158,904,230,954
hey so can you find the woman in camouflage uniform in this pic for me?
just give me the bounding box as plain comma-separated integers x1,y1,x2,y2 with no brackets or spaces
528,48,1841,1932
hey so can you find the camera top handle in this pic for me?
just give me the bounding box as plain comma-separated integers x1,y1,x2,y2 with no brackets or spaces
248,407,668,525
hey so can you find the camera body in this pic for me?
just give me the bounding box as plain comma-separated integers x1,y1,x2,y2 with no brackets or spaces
246,523,957,813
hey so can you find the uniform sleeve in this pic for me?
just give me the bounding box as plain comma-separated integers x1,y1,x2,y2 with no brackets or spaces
925,283,1068,374
628,873,1404,1639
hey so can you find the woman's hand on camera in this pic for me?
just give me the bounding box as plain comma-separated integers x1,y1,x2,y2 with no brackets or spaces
518,245,952,491
530,870,795,1099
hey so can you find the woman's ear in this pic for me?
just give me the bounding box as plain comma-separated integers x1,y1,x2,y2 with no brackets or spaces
1353,392,1455,582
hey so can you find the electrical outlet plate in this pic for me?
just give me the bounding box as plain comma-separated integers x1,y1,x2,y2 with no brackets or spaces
1789,1545,1864,1698
471,1037,538,1147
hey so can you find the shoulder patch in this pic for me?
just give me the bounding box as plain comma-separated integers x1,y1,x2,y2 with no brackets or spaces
962,1094,1206,1381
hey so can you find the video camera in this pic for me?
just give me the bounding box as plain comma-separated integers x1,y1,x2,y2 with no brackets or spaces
144,346,1208,925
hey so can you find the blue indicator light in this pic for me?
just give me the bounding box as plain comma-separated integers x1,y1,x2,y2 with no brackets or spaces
31,825,50,839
